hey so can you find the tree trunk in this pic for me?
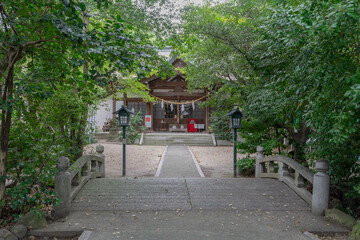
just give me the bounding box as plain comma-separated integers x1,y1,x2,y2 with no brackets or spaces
75,108,88,160
70,116,77,158
285,121,311,164
74,10,90,160
0,66,14,217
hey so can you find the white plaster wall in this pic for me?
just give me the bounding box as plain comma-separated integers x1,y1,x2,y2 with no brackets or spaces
92,97,124,132
116,100,123,111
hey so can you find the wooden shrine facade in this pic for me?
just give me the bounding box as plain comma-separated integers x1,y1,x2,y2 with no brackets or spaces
124,57,210,132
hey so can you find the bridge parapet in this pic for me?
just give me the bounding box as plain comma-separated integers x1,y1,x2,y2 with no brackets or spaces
255,146,329,216
54,145,105,219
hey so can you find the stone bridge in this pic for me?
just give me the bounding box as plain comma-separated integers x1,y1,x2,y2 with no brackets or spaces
43,145,347,240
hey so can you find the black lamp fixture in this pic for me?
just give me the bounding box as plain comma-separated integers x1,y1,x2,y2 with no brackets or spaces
113,105,134,176
225,107,243,177
114,105,133,127
225,107,243,129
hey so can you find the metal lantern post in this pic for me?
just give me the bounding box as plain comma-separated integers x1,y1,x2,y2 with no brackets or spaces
113,105,134,176
225,108,243,177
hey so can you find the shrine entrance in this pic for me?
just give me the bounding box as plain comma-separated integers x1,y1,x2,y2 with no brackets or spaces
152,98,207,132
125,57,210,132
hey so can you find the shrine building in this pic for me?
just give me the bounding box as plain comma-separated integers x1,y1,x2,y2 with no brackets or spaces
124,56,210,132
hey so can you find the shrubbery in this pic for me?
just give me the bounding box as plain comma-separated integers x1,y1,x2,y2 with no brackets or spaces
119,111,145,144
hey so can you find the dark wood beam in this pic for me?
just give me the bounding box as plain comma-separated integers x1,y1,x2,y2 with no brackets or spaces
150,86,187,90
149,81,187,88
152,92,206,97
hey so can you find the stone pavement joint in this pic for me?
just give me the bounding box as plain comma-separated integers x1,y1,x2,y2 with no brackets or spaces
184,179,193,210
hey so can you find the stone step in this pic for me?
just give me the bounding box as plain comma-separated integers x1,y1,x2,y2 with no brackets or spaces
142,133,214,146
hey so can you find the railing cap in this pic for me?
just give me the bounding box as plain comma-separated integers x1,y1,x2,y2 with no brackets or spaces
257,146,264,153
315,159,329,172
58,156,70,171
96,144,104,154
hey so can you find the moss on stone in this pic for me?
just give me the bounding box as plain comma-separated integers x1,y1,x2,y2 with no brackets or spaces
351,221,360,240
325,208,356,230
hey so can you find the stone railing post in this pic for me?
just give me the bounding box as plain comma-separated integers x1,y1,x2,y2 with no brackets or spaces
312,159,330,216
96,144,105,177
255,146,265,178
278,162,289,181
54,156,71,219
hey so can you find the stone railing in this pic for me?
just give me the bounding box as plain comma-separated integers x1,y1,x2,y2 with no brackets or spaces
54,145,105,218
255,146,329,216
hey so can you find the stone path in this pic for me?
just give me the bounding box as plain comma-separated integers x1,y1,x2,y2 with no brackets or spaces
71,178,309,211
39,178,348,239
156,145,203,178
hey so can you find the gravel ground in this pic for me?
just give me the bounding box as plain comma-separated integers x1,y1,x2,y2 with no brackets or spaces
189,146,250,178
85,143,165,177
86,144,249,178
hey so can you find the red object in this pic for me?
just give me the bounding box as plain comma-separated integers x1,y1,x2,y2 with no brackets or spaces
187,119,198,132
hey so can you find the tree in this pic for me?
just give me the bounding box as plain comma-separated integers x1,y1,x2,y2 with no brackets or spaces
177,0,360,216
0,0,165,218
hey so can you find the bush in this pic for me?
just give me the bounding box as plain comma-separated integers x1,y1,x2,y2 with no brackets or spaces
209,113,232,141
236,156,255,176
3,88,92,224
121,111,145,144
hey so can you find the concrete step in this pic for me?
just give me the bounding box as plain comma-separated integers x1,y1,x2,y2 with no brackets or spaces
142,133,214,146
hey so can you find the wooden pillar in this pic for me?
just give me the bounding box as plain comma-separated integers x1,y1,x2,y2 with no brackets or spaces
112,97,116,119
123,93,127,107
204,104,208,132
150,103,154,131
206,105,210,132
204,90,210,132
146,102,154,131
146,102,151,115
177,96,180,124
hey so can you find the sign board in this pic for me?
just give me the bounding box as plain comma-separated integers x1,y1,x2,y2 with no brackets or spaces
145,115,151,128
198,124,205,129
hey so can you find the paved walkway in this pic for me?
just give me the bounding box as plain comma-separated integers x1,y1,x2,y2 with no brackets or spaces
37,145,348,239
156,145,203,178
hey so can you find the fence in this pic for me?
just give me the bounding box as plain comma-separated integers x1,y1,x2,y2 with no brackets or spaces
255,146,329,215
54,145,105,218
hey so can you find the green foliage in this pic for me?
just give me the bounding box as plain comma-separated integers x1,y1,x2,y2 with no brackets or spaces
236,157,255,176
209,112,232,141
0,0,172,220
176,0,360,216
5,86,95,214
253,0,360,213
122,112,145,144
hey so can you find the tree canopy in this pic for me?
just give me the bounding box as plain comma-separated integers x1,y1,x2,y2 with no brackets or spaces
175,0,360,216
0,0,172,219
0,0,359,222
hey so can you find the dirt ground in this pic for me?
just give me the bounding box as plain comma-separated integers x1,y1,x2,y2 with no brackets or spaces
85,144,251,178
85,143,165,177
